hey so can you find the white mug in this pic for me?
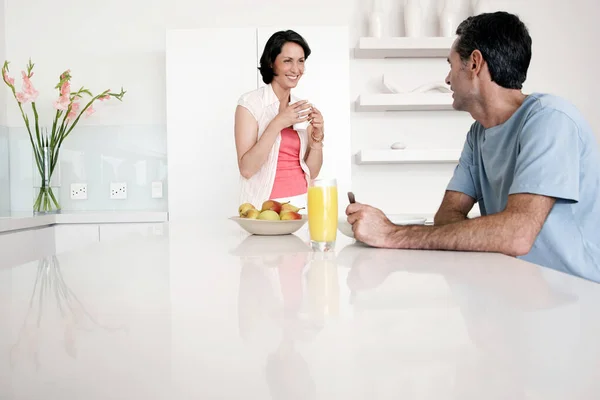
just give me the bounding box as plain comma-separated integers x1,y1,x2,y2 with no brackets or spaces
292,102,312,131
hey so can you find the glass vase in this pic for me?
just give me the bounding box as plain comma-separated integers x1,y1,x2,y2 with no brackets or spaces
32,144,61,215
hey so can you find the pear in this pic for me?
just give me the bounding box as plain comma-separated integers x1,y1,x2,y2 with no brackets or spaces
238,202,256,216
243,209,260,219
258,210,280,220
280,211,302,220
280,203,305,213
261,199,288,214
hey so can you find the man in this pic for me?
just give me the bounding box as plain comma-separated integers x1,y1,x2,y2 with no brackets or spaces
346,11,600,283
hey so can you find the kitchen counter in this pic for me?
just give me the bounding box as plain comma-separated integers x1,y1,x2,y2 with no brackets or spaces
1,220,598,399
0,211,168,233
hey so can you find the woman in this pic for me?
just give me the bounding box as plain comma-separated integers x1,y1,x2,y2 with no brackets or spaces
235,30,325,211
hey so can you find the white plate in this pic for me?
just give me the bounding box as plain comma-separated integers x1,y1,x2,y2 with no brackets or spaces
229,215,307,235
338,214,427,239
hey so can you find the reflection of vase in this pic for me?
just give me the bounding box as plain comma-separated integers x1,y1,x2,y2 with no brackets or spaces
440,0,461,37
32,128,61,215
10,256,125,370
368,0,384,38
404,0,422,37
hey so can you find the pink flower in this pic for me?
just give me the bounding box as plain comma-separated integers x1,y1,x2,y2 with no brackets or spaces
15,92,28,103
99,95,110,101
21,71,39,97
60,81,70,97
67,101,80,121
3,70,14,86
15,71,39,103
53,95,70,110
85,105,95,117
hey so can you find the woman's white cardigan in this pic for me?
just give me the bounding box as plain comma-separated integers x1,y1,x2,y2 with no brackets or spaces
236,84,311,207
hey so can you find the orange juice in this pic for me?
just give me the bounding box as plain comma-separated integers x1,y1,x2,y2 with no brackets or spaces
307,183,338,243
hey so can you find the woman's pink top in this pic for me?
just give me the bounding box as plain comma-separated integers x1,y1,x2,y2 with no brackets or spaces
269,127,307,199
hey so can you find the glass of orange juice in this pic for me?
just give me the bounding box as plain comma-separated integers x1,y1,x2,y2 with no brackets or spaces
307,178,338,251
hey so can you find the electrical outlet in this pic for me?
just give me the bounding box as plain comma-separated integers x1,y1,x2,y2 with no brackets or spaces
110,182,127,200
70,183,87,200
151,181,163,199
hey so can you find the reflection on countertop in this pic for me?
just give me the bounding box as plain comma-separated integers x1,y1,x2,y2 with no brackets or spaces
1,220,599,399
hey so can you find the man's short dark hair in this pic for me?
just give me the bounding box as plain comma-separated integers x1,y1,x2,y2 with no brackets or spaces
259,30,311,85
455,12,532,89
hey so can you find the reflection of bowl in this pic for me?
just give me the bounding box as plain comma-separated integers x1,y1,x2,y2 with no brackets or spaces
229,215,307,235
230,233,311,257
338,214,427,239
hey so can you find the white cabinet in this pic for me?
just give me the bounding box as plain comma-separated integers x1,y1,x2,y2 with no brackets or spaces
54,224,100,254
99,223,166,243
54,223,167,253
0,227,55,269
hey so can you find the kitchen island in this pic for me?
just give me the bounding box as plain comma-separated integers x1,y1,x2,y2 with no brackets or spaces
1,220,598,399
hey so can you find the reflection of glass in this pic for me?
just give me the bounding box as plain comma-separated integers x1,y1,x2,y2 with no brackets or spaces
10,255,126,370
305,251,339,320
307,178,338,252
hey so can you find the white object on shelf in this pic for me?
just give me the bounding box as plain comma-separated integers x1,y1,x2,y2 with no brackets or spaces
404,0,423,37
440,0,461,37
382,76,451,94
368,0,384,38
356,93,454,111
354,37,454,58
473,0,492,15
390,142,407,149
411,81,452,93
355,149,461,164
382,75,406,93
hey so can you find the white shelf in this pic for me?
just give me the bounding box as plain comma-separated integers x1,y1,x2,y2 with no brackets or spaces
355,149,461,165
354,37,455,59
356,93,454,111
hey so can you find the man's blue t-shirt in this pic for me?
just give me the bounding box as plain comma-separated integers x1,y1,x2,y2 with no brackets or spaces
447,93,600,283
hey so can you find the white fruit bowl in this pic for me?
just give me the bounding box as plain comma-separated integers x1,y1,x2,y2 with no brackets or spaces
338,214,427,239
229,215,308,235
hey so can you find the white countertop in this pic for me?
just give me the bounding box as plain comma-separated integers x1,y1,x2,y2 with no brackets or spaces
1,220,598,399
0,211,169,233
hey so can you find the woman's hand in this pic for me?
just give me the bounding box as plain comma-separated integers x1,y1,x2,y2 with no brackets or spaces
274,100,312,129
307,106,324,145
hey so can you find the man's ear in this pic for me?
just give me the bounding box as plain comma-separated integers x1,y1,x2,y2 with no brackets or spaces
470,50,484,75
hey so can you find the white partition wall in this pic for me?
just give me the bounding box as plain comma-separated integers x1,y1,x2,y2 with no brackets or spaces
166,28,258,221
166,26,352,220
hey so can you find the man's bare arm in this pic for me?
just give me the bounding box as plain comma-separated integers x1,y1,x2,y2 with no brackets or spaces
433,190,476,226
388,193,555,256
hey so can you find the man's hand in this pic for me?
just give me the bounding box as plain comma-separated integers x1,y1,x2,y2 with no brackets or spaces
346,202,399,247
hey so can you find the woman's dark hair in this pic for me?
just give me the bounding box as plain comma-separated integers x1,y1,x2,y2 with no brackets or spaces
259,30,311,84
455,12,532,89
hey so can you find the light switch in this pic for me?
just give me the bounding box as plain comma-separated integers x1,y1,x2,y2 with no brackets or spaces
152,181,163,199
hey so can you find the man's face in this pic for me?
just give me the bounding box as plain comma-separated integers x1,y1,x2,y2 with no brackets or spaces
445,43,476,112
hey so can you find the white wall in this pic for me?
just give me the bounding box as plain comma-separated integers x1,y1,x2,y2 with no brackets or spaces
349,0,600,215
0,0,8,216
2,0,599,216
4,0,167,213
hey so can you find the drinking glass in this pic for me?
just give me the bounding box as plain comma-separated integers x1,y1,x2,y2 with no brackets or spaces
307,178,338,251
